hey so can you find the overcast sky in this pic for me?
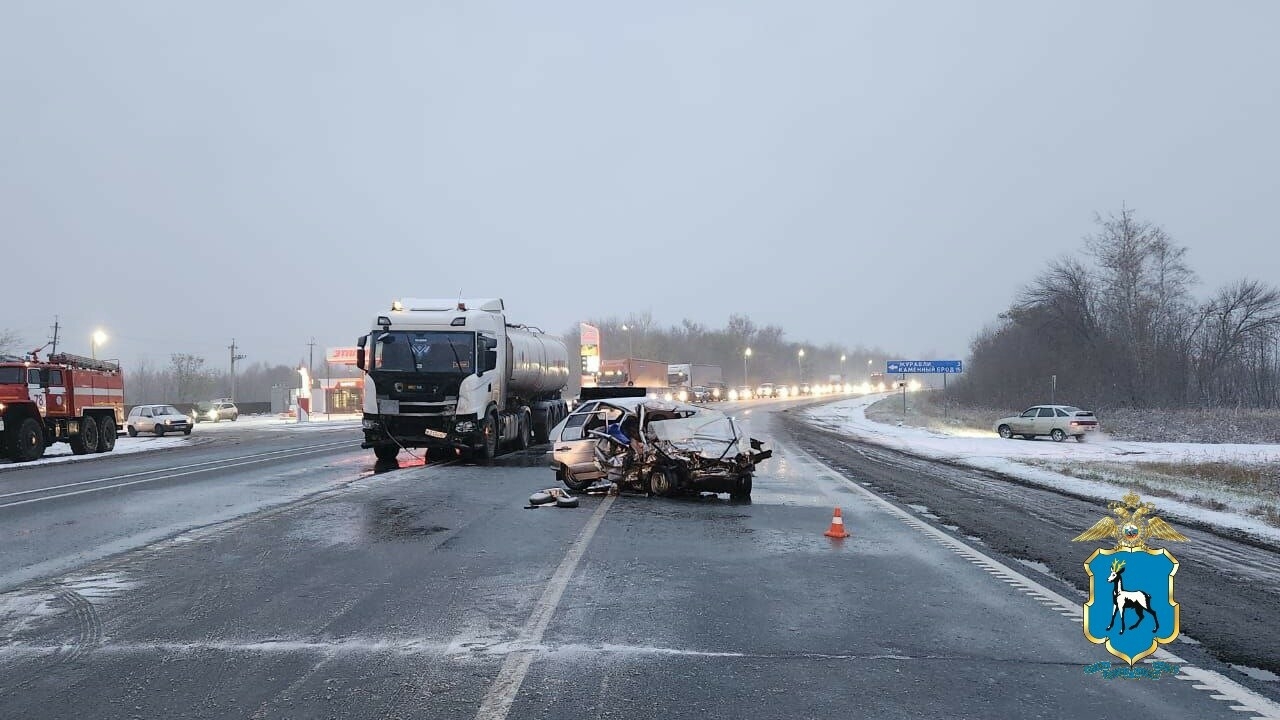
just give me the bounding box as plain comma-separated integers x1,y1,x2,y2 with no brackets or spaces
4,1,1278,369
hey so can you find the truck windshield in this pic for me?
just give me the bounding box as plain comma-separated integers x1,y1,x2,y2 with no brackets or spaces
374,331,475,373
0,367,24,384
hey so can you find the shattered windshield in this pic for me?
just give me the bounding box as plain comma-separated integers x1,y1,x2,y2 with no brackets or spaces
374,331,474,373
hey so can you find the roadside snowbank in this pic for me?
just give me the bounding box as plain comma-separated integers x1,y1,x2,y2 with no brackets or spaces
804,394,1280,545
0,436,195,472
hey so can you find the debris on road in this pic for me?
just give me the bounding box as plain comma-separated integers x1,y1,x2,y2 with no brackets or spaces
527,487,579,509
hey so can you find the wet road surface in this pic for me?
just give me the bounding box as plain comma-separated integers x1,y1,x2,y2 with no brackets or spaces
1,401,1276,718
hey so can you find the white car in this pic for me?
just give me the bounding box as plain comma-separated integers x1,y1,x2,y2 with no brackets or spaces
127,404,194,437
994,405,1099,442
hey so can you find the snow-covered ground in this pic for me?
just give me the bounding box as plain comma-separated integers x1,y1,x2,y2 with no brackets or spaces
0,415,360,472
0,435,197,471
804,394,1280,544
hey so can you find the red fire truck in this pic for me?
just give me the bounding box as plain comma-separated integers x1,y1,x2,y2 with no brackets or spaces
0,352,125,462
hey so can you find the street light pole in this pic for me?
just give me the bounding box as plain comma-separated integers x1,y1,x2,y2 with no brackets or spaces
621,324,633,358
743,347,752,388
91,330,108,360
797,348,805,382
840,354,846,383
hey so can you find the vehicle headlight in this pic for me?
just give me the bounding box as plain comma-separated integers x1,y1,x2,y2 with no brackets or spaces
456,420,476,433
728,390,738,401
362,418,379,429
678,391,688,402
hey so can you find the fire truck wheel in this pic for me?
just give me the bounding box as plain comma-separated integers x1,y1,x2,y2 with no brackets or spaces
14,418,46,462
70,414,100,455
97,415,117,452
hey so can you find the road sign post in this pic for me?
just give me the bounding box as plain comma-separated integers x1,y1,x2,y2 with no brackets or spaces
886,361,963,423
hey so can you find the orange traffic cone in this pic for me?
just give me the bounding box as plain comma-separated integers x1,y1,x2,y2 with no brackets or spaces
824,507,851,539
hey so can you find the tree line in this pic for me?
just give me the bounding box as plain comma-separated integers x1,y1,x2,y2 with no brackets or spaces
562,312,894,391
953,208,1280,410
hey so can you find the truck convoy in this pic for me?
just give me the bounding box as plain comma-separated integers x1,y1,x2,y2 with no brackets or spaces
666,363,725,402
356,298,571,461
0,352,125,461
595,358,668,390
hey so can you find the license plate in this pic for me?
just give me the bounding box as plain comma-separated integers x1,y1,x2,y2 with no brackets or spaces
424,428,447,439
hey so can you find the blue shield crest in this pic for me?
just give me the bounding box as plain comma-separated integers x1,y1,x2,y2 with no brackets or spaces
1083,548,1180,665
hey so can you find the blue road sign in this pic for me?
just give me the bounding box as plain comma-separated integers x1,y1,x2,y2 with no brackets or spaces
886,360,963,374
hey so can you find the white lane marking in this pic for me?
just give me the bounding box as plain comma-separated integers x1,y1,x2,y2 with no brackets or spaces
0,444,356,509
0,439,352,500
791,442,1280,720
474,494,615,720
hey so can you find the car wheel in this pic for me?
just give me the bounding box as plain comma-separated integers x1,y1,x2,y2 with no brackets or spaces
231,414,237,422
183,428,192,436
648,467,676,497
97,415,117,452
127,425,138,437
561,469,595,493
13,418,46,462
1050,428,1066,442
155,426,166,437
730,471,753,501
70,414,100,455
997,424,1013,439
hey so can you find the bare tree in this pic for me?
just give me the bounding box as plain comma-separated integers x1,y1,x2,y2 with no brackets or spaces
0,328,23,356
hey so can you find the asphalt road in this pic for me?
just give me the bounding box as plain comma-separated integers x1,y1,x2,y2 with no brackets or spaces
1,400,1276,718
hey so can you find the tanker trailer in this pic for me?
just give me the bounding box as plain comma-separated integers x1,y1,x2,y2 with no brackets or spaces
355,298,571,461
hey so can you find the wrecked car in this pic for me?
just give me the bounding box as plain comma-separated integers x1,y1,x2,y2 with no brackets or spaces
547,397,770,499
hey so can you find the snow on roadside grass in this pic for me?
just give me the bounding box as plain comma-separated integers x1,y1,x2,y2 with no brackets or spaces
805,394,1280,545
0,435,195,471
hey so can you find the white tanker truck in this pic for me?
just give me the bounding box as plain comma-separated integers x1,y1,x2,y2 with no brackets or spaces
356,298,571,461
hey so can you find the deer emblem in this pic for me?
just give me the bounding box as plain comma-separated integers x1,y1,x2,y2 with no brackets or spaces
1104,559,1159,634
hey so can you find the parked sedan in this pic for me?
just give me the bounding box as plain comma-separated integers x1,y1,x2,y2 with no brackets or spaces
127,404,193,437
994,405,1099,442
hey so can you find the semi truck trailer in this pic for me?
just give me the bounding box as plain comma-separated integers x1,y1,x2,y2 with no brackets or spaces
356,298,570,461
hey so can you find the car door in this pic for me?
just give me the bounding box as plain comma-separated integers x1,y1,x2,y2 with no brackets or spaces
553,402,601,480
1011,407,1038,434
136,407,154,433
1035,407,1058,436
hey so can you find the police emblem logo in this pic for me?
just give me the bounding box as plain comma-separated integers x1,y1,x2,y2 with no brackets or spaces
1073,491,1188,666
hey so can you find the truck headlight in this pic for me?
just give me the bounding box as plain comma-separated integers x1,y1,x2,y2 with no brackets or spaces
362,418,379,430
456,420,476,433
677,391,688,402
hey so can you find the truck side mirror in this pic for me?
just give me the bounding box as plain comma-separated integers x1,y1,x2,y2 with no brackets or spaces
356,348,365,370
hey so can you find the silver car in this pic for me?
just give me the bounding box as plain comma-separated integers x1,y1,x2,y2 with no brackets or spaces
127,404,193,437
193,400,239,423
548,398,643,491
994,405,1099,442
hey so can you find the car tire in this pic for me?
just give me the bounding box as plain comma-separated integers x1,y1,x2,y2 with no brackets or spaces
1050,429,1066,442
70,414,100,455
97,415,116,452
648,467,676,497
155,426,166,437
231,414,237,422
127,425,138,437
997,424,1013,439
730,471,753,501
184,428,192,436
13,418,46,462
561,469,595,493
373,444,399,461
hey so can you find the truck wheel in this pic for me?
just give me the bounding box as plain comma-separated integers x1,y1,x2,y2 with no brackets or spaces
70,415,100,455
516,410,531,451
13,418,46,462
373,444,399,461
97,415,117,452
730,472,753,501
480,412,499,461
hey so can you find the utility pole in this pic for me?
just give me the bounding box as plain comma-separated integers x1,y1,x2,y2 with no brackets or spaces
49,316,61,355
307,337,316,383
229,339,247,402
